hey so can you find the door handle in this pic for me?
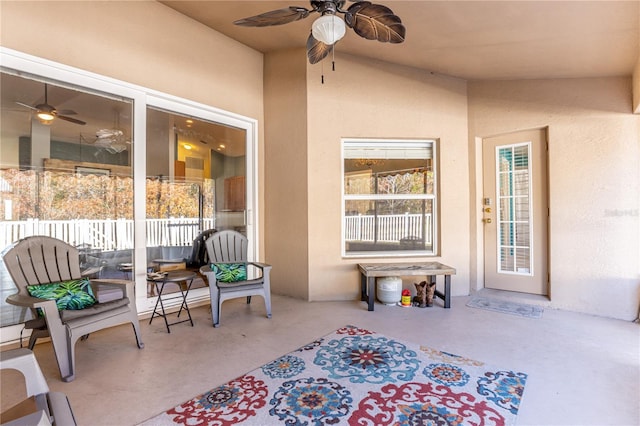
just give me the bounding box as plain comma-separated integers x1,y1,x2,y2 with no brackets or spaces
483,218,492,224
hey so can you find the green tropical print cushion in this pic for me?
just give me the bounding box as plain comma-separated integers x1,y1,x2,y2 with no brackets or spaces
27,278,97,310
212,263,247,283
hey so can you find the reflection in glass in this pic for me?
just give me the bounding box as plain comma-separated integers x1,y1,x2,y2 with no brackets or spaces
0,71,133,327
145,108,246,296
343,140,436,254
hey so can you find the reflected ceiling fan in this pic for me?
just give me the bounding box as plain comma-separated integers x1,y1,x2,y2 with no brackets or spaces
234,0,405,64
93,110,130,154
15,83,86,125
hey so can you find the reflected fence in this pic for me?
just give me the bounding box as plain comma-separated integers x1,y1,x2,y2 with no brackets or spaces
344,213,432,243
0,214,431,251
0,218,216,252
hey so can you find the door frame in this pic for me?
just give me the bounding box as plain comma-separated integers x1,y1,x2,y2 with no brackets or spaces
472,127,550,297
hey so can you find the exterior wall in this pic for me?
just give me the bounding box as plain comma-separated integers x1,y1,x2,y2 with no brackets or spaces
633,57,640,113
0,1,263,119
264,49,309,299
305,54,470,301
0,0,266,251
468,78,640,321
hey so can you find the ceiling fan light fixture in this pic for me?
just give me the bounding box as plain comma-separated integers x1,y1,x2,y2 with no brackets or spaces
36,111,55,125
312,14,346,45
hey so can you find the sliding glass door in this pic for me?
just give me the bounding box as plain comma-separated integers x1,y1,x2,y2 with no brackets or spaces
144,107,248,297
0,48,258,343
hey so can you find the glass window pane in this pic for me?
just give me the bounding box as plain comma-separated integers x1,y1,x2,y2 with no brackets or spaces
499,247,514,272
145,108,246,296
499,197,512,222
498,149,512,172
344,199,433,253
499,222,513,246
515,223,530,246
496,142,532,275
0,72,133,327
343,140,437,256
515,248,531,273
513,145,529,170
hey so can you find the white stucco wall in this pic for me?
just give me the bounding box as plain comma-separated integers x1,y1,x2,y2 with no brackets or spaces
468,78,640,321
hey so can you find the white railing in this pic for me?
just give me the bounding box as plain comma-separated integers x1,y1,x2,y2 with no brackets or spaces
344,213,432,243
0,218,216,252
0,214,428,251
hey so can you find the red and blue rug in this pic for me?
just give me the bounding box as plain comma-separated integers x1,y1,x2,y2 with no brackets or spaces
141,325,528,425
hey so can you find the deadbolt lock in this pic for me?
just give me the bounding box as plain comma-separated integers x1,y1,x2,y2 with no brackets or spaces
484,207,492,213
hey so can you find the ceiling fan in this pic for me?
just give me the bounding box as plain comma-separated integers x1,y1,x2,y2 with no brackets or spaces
234,0,405,64
15,83,86,126
93,110,130,154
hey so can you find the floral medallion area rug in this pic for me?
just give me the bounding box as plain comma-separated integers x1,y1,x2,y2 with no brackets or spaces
140,325,528,426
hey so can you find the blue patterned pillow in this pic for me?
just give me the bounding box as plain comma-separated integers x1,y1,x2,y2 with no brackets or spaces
27,277,97,310
211,263,247,283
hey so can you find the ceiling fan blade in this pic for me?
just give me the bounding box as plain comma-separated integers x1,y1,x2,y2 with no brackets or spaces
15,101,38,112
306,33,333,64
56,114,86,125
56,109,78,116
344,1,406,43
234,7,311,27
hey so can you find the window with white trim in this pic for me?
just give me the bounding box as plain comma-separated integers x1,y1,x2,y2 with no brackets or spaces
342,139,438,256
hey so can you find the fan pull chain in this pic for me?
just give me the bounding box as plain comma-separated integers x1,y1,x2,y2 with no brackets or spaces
332,44,336,71
320,46,337,84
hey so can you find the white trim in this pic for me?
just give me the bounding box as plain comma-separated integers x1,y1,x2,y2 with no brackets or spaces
0,48,260,338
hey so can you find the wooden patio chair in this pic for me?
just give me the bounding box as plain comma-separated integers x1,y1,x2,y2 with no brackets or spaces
2,236,144,382
200,230,272,327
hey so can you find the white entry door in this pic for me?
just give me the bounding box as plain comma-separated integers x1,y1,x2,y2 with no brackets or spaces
482,129,548,295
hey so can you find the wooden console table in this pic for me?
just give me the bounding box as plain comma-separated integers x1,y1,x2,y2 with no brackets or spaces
358,262,456,311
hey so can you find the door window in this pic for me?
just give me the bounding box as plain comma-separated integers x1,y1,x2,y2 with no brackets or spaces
496,143,532,275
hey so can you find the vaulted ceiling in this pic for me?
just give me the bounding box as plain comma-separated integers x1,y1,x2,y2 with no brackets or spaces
161,1,639,81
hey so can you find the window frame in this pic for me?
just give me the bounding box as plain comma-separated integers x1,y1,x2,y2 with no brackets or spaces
341,138,439,258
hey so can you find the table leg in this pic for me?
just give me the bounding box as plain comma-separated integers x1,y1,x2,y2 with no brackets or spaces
149,282,162,325
444,274,451,308
367,276,375,311
176,278,194,327
150,281,171,333
360,273,367,302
